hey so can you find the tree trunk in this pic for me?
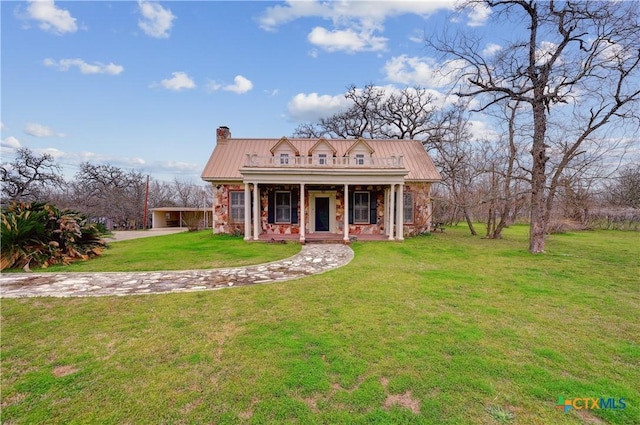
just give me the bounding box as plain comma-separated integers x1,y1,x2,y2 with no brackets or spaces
529,101,548,253
463,207,477,236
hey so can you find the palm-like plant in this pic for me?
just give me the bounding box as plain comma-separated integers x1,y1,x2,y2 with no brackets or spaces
1,202,106,270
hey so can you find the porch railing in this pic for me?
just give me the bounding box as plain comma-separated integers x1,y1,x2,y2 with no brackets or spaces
243,154,404,168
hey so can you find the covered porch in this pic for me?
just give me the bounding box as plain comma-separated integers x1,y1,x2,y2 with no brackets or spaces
239,179,408,243
257,232,391,243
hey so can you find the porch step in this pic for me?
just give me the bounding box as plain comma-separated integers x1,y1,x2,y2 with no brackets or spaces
304,238,351,245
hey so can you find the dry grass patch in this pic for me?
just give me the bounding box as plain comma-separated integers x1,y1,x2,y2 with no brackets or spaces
52,365,78,378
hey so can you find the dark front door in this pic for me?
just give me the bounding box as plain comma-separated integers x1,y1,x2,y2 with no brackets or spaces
315,197,330,231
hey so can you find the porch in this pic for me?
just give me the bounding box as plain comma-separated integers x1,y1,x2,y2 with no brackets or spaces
257,232,391,243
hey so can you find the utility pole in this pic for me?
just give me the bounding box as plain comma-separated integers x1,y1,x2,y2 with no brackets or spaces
143,175,150,229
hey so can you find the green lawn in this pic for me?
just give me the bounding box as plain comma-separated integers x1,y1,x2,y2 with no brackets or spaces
1,226,638,424
40,231,301,272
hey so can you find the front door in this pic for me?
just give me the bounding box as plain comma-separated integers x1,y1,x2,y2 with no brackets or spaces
315,197,330,231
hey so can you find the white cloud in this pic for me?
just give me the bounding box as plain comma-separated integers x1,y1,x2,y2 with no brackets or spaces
157,72,196,91
287,92,351,122
138,0,176,39
259,1,452,53
468,119,499,142
43,58,124,75
308,26,387,53
482,43,502,56
26,0,78,35
223,75,253,94
535,41,560,66
24,123,65,138
259,1,451,31
205,80,222,93
464,1,491,27
152,160,201,175
383,55,466,88
1,136,22,150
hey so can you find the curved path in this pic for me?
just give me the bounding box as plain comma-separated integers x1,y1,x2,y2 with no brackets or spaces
0,244,354,298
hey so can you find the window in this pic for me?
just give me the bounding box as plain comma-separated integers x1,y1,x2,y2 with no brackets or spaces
275,191,291,223
355,154,365,165
318,153,327,165
403,192,414,223
280,153,290,165
230,191,244,223
354,191,369,224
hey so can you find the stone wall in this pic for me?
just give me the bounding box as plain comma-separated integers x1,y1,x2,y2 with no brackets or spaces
403,182,434,236
211,183,245,235
210,182,434,237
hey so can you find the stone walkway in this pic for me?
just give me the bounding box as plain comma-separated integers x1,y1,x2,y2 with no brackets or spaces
0,244,354,298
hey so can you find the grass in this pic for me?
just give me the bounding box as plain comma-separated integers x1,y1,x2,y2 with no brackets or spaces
31,231,301,272
1,225,638,424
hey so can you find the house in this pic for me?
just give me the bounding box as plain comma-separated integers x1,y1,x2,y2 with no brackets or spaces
201,126,441,242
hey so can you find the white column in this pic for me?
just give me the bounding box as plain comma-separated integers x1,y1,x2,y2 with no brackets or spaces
388,184,395,240
300,183,305,242
343,184,349,242
244,182,251,240
252,183,260,240
397,184,404,241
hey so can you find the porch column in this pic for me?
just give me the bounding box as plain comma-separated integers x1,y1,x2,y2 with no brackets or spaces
252,182,260,240
244,182,251,240
343,184,349,242
384,187,390,236
299,183,306,243
388,184,395,240
396,184,404,241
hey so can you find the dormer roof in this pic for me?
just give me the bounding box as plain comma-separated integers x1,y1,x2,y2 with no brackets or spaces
344,138,375,156
269,137,300,156
308,138,337,156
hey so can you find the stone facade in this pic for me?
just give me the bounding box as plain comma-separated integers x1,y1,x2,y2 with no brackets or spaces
210,182,434,237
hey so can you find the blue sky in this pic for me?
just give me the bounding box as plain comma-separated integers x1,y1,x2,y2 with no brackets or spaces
5,1,634,183
1,0,499,181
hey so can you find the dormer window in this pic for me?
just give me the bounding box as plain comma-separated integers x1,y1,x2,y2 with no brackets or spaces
280,153,290,165
355,154,365,165
318,153,327,165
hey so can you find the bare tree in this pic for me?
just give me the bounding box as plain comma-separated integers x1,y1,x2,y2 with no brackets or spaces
147,180,176,209
608,165,640,209
428,0,640,253
172,178,207,207
426,101,481,235
293,84,439,140
71,163,146,229
482,100,530,238
1,148,65,203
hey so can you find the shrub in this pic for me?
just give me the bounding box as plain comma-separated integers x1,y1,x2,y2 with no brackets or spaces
1,202,107,271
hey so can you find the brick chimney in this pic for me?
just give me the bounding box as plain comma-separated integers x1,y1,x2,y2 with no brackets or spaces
216,126,231,143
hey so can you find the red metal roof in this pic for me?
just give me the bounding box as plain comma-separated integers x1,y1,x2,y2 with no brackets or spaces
201,137,441,182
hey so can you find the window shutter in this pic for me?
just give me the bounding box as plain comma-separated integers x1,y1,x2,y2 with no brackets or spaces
267,190,274,224
369,191,377,224
348,188,354,224
291,190,298,224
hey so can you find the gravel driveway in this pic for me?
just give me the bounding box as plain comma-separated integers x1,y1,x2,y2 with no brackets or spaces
106,229,187,241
